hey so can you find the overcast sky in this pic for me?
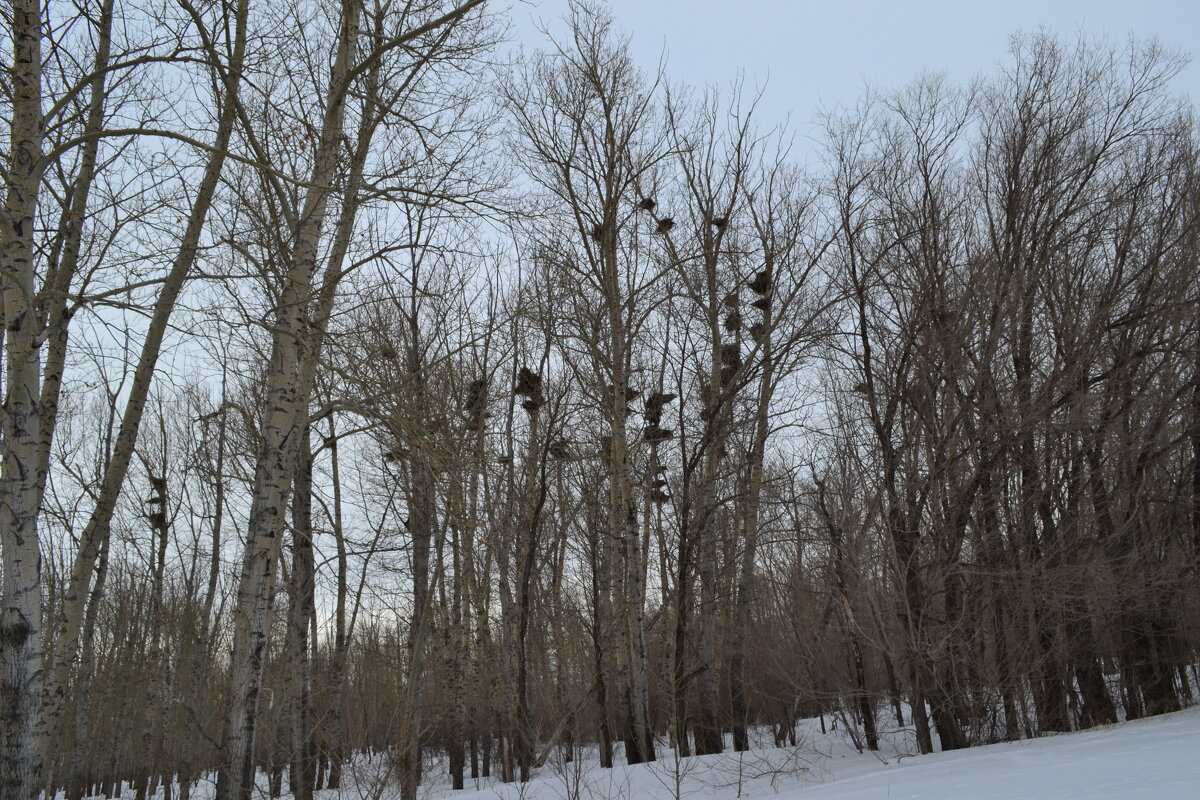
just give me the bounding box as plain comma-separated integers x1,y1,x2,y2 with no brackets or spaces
509,0,1198,151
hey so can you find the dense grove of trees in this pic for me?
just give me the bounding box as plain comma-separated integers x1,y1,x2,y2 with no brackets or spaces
3,2,1199,800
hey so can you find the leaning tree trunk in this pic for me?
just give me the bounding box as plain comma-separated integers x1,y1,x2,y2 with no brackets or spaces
46,0,249,760
68,535,110,800
215,4,360,797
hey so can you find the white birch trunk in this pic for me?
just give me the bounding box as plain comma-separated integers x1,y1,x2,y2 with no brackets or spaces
1,3,48,797
215,3,360,796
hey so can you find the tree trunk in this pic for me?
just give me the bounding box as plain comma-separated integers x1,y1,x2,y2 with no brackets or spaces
46,0,249,756
1,3,49,797
289,434,317,800
216,4,359,799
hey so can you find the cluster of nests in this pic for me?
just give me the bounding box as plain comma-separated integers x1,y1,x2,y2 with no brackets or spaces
719,265,773,383
589,196,729,243
643,391,676,504
590,197,775,384
513,369,679,505
596,384,678,448
725,269,773,323
382,264,773,471
648,467,670,504
144,474,169,529
464,377,488,429
642,390,677,444
514,367,544,412
379,368,682,506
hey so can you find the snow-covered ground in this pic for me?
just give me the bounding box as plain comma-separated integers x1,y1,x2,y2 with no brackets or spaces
114,707,1200,800
410,707,1200,800
784,709,1200,799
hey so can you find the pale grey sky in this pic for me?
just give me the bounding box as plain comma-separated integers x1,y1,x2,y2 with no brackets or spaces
511,0,1198,141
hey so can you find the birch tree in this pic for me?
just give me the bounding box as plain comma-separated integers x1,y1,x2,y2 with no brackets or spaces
214,3,492,798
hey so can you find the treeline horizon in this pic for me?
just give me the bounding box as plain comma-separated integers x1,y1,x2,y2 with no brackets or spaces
2,3,1199,800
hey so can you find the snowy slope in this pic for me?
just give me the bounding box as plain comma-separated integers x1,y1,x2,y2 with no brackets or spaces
119,707,1200,800
410,708,1200,800
784,709,1200,800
